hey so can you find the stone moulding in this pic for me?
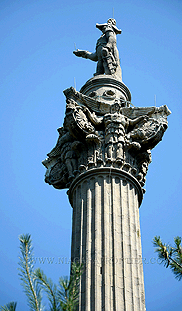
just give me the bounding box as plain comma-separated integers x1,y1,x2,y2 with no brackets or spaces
80,75,131,102
68,167,143,207
64,76,131,116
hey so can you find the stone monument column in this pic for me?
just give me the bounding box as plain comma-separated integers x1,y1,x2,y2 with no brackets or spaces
43,18,170,311
69,168,144,310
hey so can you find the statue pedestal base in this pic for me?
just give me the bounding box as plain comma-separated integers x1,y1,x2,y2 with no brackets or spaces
80,75,131,113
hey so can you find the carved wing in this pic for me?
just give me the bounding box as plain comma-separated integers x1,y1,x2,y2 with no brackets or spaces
47,144,61,157
129,118,167,150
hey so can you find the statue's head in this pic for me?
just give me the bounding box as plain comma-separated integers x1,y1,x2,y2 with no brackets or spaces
96,18,121,35
107,18,122,34
107,18,116,26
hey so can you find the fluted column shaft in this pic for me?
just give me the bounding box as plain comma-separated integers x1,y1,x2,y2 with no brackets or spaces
68,167,145,311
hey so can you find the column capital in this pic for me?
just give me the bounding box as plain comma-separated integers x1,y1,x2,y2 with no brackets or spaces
42,77,170,193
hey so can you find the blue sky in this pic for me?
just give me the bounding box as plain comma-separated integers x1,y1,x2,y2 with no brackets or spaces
0,0,182,310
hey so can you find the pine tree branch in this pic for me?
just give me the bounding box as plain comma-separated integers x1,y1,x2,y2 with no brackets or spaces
0,302,17,311
153,235,182,280
34,268,57,311
18,234,42,311
168,255,182,269
24,239,40,311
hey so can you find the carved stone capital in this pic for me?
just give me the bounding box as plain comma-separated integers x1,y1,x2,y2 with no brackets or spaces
43,78,170,191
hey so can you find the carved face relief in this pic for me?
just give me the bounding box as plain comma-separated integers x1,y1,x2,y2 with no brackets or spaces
111,102,120,114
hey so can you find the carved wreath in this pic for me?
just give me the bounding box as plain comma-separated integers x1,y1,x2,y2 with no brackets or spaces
73,108,95,135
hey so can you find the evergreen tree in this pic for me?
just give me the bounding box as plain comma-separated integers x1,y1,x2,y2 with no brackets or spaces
153,236,182,280
0,302,17,311
1,234,82,311
18,234,43,311
57,263,82,311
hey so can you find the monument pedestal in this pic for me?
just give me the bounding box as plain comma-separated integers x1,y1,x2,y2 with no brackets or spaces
69,168,145,311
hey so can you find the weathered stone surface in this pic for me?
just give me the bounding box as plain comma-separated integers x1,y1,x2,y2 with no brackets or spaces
43,18,171,311
42,77,170,190
68,168,145,310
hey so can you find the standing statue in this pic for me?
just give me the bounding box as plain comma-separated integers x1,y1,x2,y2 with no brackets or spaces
73,18,122,80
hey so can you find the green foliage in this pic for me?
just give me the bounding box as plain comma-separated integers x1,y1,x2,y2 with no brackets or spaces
153,235,182,280
18,234,43,311
34,262,83,311
1,234,82,311
0,302,17,311
58,262,83,311
34,268,58,311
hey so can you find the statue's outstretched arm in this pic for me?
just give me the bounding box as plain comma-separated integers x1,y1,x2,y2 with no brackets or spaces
73,50,98,62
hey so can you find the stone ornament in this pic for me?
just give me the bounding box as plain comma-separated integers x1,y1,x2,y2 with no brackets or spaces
42,84,170,189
